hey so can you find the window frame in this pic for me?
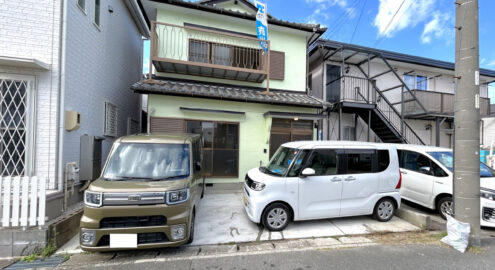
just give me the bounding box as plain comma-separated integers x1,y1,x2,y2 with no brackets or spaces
77,0,86,14
404,74,428,91
94,0,101,28
0,74,36,177
185,119,239,178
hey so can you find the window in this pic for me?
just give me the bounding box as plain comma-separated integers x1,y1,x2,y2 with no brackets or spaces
94,0,100,27
186,120,239,177
0,77,34,176
343,126,356,141
266,147,300,176
104,101,117,137
346,149,373,174
188,40,261,70
401,150,432,175
306,149,339,176
77,0,86,12
377,150,390,172
287,150,310,177
404,74,428,91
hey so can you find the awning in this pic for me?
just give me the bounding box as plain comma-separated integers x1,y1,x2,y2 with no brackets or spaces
132,77,330,109
263,111,326,120
0,56,49,70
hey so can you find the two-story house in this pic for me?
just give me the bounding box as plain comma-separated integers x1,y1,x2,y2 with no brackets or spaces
133,0,326,184
0,0,148,256
308,39,495,148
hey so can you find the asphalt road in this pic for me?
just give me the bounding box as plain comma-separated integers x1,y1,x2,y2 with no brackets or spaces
57,239,495,270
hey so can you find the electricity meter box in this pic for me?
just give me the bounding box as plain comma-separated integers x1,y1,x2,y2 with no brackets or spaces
80,135,105,181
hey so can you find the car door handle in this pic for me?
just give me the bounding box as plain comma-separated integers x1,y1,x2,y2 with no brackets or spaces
331,177,342,182
400,170,407,175
345,176,356,181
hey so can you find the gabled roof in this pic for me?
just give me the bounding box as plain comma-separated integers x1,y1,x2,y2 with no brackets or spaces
311,39,495,78
132,77,329,108
139,0,326,34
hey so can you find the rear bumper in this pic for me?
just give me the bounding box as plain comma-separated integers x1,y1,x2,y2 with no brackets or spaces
80,203,191,251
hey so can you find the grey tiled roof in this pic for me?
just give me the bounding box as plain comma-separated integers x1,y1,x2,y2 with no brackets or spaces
132,78,329,108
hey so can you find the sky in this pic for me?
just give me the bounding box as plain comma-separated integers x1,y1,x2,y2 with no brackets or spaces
142,0,495,101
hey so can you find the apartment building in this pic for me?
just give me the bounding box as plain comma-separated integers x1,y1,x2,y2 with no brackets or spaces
308,40,495,148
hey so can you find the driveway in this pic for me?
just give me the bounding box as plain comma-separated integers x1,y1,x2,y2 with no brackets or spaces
57,190,419,254
193,191,418,245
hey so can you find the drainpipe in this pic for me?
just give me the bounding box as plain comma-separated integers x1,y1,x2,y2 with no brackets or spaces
56,0,68,193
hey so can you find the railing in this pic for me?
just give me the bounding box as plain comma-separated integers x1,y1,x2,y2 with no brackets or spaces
149,21,269,76
1,176,46,228
404,90,491,116
329,75,425,144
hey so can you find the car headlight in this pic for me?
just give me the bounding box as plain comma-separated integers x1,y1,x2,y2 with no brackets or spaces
84,191,102,207
481,188,495,201
249,180,265,191
80,229,96,246
166,188,189,205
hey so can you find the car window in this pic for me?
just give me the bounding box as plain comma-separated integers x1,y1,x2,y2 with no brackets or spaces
346,149,374,174
377,150,390,172
288,150,310,177
305,149,339,176
431,161,448,177
402,150,432,175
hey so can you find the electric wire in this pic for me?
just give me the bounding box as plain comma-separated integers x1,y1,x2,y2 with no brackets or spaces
350,0,368,43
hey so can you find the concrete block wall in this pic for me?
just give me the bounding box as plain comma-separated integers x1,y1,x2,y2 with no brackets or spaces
0,0,61,188
63,0,143,169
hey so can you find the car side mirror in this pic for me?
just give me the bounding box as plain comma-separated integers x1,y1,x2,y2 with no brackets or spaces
195,161,202,172
419,166,431,174
301,168,316,177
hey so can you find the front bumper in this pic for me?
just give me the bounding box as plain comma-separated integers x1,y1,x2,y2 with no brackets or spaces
243,184,266,224
481,197,495,228
80,203,191,251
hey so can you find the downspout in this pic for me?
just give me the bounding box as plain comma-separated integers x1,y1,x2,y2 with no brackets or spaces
56,0,68,193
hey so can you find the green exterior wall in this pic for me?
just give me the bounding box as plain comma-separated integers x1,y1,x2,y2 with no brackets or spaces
155,7,308,92
148,95,317,183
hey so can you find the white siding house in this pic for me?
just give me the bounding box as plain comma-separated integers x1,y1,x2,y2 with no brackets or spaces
0,0,148,256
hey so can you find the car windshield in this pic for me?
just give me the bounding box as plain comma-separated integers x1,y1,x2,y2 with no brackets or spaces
264,147,300,176
427,151,495,178
103,143,190,181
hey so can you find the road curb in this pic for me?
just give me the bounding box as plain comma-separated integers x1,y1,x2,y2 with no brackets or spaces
396,207,431,230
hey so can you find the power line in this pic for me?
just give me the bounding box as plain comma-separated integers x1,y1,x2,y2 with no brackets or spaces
350,0,368,43
373,0,410,47
321,0,361,40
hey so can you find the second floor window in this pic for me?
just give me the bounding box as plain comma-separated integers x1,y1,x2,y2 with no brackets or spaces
94,0,100,27
188,40,261,70
404,74,428,91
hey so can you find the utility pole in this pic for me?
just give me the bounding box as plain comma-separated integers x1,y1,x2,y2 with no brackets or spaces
453,0,481,246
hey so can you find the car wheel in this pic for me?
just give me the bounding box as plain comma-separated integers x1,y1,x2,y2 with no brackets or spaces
437,197,453,220
262,203,291,231
187,210,195,244
373,198,395,222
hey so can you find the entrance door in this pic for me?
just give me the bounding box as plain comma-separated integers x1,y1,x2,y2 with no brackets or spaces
326,64,341,102
269,118,313,158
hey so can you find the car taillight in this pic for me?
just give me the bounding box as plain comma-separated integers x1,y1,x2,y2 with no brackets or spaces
396,170,402,189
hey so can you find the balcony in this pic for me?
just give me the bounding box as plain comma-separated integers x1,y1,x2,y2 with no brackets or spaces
149,21,269,83
403,90,490,118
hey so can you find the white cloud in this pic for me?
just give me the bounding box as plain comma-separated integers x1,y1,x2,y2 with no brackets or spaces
305,0,357,25
142,57,149,74
374,0,435,38
481,58,486,65
487,60,495,67
421,11,453,44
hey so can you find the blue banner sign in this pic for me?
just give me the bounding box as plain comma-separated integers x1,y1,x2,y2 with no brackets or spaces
255,1,268,52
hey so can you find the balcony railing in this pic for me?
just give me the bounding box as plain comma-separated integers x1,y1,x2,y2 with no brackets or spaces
403,90,490,117
149,21,270,83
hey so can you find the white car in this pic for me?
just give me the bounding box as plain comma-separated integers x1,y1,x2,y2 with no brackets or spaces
393,144,495,228
243,141,401,231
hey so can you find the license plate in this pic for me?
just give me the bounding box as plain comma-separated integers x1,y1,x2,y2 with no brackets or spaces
243,195,247,206
110,234,137,248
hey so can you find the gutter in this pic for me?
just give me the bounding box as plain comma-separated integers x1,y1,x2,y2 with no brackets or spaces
56,0,68,192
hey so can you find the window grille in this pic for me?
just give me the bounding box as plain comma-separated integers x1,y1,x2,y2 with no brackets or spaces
0,79,29,176
104,101,117,137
